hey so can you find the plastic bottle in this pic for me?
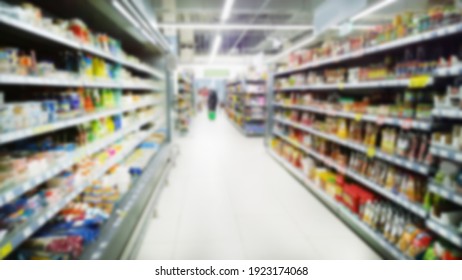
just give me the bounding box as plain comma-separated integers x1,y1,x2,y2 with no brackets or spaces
90,120,99,141
106,117,115,134
92,89,101,110
84,89,94,112
114,89,122,107
113,115,122,130
116,166,131,194
69,90,81,112
77,88,86,112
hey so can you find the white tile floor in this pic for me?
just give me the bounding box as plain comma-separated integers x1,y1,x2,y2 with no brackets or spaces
136,110,381,260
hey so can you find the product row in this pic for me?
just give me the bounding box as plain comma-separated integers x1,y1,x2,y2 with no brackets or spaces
228,94,266,118
274,124,428,204
246,96,266,106
0,47,157,85
272,138,462,260
275,91,433,120
0,89,160,133
282,5,462,71
0,2,152,69
283,46,462,85
0,106,159,191
227,83,267,94
274,108,432,165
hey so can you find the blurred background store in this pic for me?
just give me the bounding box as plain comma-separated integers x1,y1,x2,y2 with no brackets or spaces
1,0,462,260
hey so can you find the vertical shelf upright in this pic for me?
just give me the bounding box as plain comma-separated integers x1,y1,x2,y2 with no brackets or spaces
174,72,194,134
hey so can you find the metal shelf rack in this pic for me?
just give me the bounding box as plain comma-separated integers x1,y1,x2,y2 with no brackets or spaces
0,1,174,260
265,17,462,259
226,79,267,137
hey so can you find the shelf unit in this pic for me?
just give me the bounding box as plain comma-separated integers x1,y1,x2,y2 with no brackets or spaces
226,79,267,136
266,12,462,259
174,72,194,134
277,78,433,91
275,22,462,77
0,14,164,80
0,1,173,260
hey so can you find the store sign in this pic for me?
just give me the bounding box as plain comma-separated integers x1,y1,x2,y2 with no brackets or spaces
203,69,230,78
313,0,366,33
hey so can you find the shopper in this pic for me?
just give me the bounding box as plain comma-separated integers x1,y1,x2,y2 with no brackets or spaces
208,89,218,120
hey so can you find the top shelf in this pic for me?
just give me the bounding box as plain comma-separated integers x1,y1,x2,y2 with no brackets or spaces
0,14,165,80
275,22,462,77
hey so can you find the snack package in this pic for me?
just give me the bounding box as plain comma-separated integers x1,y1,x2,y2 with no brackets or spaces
406,231,433,258
397,224,421,252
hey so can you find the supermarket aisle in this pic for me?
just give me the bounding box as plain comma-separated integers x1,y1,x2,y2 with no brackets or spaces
136,111,381,259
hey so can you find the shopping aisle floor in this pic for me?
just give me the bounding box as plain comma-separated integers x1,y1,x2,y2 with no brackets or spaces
136,111,381,260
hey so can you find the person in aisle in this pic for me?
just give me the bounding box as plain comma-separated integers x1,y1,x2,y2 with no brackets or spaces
208,89,218,120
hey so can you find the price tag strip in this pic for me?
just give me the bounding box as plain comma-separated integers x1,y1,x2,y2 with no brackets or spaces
428,183,462,207
431,144,462,163
427,219,462,248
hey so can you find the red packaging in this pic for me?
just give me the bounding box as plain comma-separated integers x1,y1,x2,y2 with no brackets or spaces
342,184,375,215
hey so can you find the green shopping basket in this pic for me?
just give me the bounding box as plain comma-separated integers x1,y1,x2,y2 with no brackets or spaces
208,111,216,120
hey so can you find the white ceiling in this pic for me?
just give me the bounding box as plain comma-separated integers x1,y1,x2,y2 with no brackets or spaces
150,0,432,63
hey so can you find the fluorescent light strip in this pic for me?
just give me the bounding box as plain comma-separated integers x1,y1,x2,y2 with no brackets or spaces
221,0,235,22
115,0,171,52
112,0,140,29
124,0,164,48
351,0,396,22
209,35,223,64
158,23,313,31
141,29,156,44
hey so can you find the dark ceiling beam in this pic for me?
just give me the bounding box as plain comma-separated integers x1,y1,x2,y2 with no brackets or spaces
226,0,272,54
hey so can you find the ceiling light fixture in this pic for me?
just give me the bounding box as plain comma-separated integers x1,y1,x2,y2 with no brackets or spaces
141,29,156,44
124,0,172,51
113,0,172,53
158,23,313,31
209,35,223,64
221,0,235,22
112,0,140,29
351,0,396,22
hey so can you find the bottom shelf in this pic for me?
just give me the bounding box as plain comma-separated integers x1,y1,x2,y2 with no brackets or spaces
227,115,264,137
80,143,175,259
267,149,409,260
